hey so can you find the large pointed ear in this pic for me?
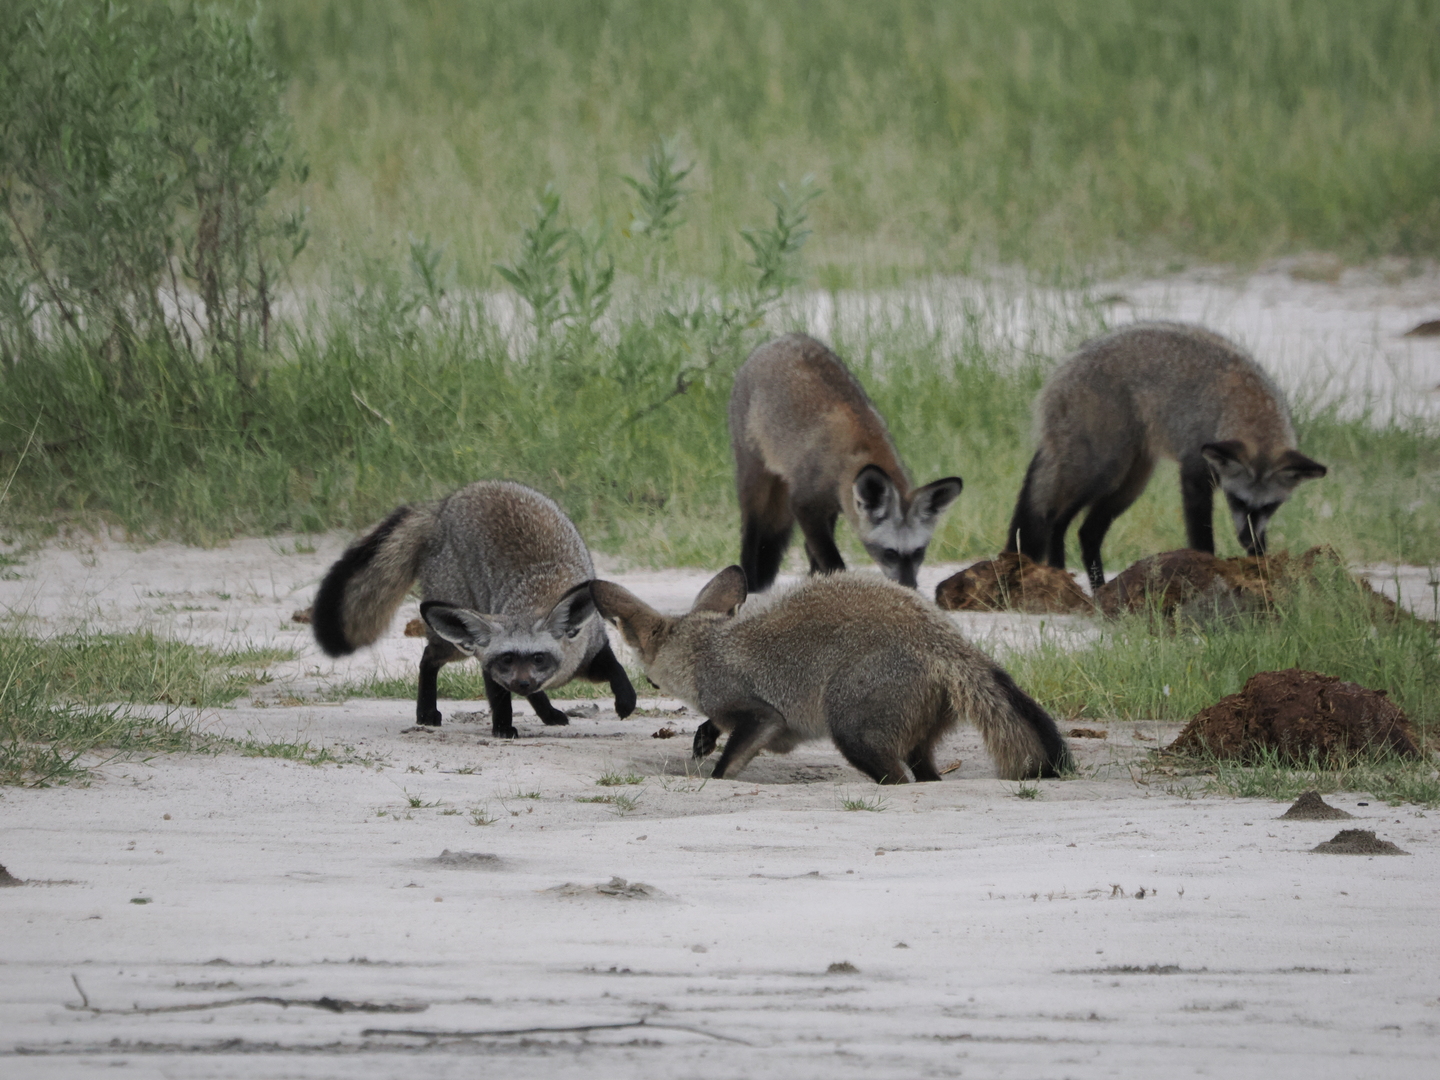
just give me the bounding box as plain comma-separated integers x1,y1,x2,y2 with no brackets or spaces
853,464,901,526
907,476,963,527
537,581,596,640
420,601,504,655
1276,450,1327,482
1201,440,1248,468
589,580,671,662
692,565,747,615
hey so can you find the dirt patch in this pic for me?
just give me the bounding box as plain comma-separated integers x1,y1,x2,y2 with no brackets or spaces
935,552,1093,614
1068,728,1109,740
403,617,426,637
1310,829,1409,855
0,862,22,887
1169,669,1421,763
1280,792,1354,820
547,876,663,899
433,850,501,867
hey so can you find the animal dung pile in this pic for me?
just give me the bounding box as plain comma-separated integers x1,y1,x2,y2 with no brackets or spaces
1310,829,1409,855
1169,669,1421,763
935,552,1093,614
547,876,662,899
433,849,500,867
1279,792,1354,820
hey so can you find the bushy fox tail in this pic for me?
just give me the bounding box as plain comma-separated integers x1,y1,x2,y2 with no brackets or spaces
312,503,440,657
956,662,1072,780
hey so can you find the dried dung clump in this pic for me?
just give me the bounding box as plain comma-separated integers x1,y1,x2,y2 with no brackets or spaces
403,617,426,637
1280,791,1354,820
548,876,662,899
1310,829,1408,855
434,850,500,867
291,607,312,624
1169,669,1420,763
0,863,23,887
1096,546,1419,626
935,552,1092,614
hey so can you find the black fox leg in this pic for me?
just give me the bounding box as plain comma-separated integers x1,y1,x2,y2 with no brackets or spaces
1005,453,1049,560
1044,501,1085,573
527,691,569,726
1179,460,1218,554
832,729,909,785
906,744,943,783
416,639,463,727
693,720,721,759
483,672,517,739
585,641,637,718
741,516,794,593
794,501,845,575
1078,458,1154,589
710,708,785,780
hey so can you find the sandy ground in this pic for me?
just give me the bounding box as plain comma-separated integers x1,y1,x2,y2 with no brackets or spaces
2,532,1439,1079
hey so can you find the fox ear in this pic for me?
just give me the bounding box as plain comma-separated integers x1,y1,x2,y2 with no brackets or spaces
693,565,747,616
538,581,596,639
589,580,670,662
420,601,503,654
1276,450,1327,481
908,476,963,527
853,465,901,525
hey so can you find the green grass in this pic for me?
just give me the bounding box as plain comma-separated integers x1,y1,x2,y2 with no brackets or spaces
840,793,888,812
576,792,642,812
1005,561,1440,728
596,769,644,787
0,626,297,785
340,659,642,705
266,0,1440,281
1159,747,1440,807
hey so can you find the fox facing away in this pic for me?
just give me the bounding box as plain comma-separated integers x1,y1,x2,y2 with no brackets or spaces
312,480,635,737
591,567,1071,783
1006,322,1327,590
729,333,963,591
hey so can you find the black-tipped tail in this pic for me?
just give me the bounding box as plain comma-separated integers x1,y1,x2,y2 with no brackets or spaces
312,505,414,657
991,666,1073,778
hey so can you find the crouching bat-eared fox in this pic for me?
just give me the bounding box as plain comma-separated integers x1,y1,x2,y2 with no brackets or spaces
311,480,636,737
591,567,1072,784
1006,321,1327,590
729,333,964,592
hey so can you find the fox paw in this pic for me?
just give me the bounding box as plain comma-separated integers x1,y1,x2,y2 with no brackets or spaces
614,691,637,719
540,710,570,726
492,724,519,739
417,711,442,728
692,720,719,759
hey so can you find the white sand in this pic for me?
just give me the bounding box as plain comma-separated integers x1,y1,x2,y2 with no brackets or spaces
2,532,1437,1078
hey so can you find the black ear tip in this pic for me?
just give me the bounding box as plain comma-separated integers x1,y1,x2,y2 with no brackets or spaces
419,600,445,615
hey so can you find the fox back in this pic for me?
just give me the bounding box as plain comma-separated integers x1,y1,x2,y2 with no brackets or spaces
592,568,1069,783
729,333,961,589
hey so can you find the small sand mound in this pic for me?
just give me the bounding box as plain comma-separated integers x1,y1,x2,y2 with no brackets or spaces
403,617,426,637
0,863,23,887
1170,669,1420,763
1280,791,1354,820
1311,829,1409,855
434,850,500,867
548,876,662,899
935,552,1092,614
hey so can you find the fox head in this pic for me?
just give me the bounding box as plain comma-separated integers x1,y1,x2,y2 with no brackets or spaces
1201,441,1327,555
420,582,597,696
590,566,747,705
851,466,964,587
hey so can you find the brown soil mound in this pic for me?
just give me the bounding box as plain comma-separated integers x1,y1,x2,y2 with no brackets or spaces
1169,668,1420,763
1279,791,1354,820
1310,829,1409,855
1095,546,1419,626
404,617,426,637
935,552,1092,614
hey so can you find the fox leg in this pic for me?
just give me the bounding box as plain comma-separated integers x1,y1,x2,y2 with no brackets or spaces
906,744,943,783
1179,458,1218,554
1044,500,1085,573
793,498,845,575
416,639,464,727
693,719,721,759
832,729,910,785
584,641,637,718
526,691,569,726
482,672,518,739
1077,458,1154,590
1005,452,1049,561
709,706,786,780
738,469,794,592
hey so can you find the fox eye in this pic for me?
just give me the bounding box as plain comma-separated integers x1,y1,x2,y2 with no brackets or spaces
531,652,548,665
883,548,900,563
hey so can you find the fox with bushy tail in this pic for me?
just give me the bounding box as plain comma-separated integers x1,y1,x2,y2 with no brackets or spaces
1007,322,1327,590
591,567,1070,784
311,481,635,737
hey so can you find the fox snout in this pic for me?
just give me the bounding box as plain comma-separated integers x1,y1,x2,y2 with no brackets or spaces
486,652,559,695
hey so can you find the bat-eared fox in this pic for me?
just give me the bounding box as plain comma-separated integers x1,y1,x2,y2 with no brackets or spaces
590,567,1071,783
1006,322,1326,589
729,333,963,592
312,480,635,737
